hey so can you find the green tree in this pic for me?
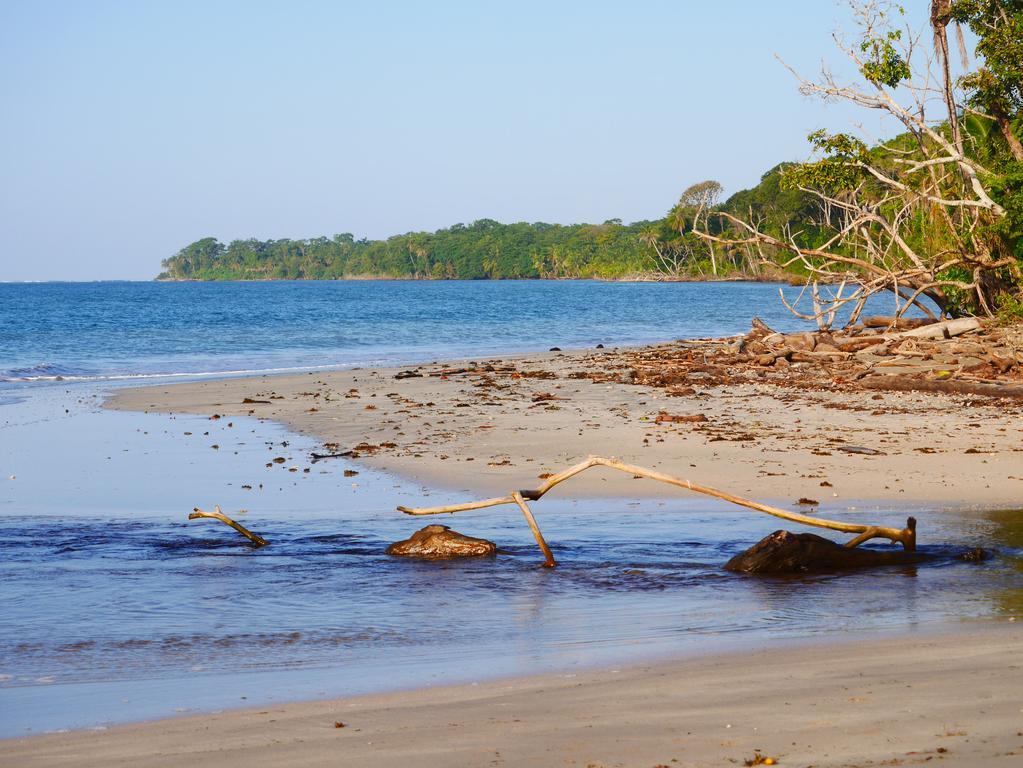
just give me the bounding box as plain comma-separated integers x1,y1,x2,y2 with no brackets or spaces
696,0,1023,323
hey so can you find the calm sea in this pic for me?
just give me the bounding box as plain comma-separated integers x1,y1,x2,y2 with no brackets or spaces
0,280,1019,737
2,279,863,384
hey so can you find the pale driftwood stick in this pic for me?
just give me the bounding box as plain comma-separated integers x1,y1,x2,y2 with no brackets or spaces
397,456,916,565
511,491,556,568
860,376,1023,399
843,527,881,549
397,495,515,515
189,505,269,547
589,458,914,548
893,317,979,340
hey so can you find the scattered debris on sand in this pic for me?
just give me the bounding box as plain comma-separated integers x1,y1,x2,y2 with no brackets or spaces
584,316,1023,399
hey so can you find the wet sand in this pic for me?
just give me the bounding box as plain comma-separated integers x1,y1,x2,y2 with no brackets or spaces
108,344,1023,505
4,624,1020,767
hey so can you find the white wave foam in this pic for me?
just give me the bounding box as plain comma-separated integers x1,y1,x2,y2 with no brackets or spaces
0,362,358,384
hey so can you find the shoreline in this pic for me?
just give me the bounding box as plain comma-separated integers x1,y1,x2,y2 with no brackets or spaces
107,341,1023,506
3,622,1019,767
151,278,793,286
5,339,1020,764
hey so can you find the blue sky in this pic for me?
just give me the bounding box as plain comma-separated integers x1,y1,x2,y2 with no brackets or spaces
1,1,935,280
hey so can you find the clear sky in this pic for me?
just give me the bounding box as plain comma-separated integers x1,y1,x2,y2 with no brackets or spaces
0,1,932,280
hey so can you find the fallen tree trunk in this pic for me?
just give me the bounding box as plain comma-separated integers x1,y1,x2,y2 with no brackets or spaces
725,530,926,574
861,316,936,330
894,317,980,340
860,376,1023,399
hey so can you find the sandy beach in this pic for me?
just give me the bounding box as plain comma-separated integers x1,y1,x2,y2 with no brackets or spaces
108,342,1023,505
45,339,1014,766
3,624,1020,767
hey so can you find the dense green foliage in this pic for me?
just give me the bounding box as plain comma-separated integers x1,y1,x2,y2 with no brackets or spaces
953,0,1023,253
953,0,1023,120
704,0,1023,318
157,171,821,281
158,219,666,281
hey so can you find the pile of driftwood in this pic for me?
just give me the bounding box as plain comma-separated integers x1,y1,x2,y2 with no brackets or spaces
740,316,1022,395
603,316,1023,400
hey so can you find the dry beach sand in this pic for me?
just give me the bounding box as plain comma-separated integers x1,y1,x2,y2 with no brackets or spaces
3,625,1021,767
107,342,1023,505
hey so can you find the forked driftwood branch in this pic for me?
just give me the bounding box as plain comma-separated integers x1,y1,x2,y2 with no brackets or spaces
397,456,917,567
189,505,269,547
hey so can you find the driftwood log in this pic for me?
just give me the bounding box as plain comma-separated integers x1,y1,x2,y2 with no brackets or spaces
891,317,979,340
398,456,917,567
859,375,1023,399
386,525,496,559
862,316,935,330
725,530,925,574
189,506,269,547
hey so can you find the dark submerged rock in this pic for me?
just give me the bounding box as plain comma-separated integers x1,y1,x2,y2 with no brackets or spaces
386,525,497,560
958,547,991,562
725,530,925,575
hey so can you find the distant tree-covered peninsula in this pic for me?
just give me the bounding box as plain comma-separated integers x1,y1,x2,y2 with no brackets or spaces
156,164,820,282
159,218,656,281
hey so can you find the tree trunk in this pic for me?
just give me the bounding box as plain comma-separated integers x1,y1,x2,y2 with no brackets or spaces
994,109,1023,162
932,2,963,156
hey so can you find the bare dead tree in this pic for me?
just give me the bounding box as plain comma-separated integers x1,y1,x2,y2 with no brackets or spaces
675,181,724,276
693,0,1016,327
639,227,700,278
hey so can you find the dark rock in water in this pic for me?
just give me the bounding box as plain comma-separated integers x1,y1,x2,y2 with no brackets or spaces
725,530,925,575
386,525,497,560
958,547,991,562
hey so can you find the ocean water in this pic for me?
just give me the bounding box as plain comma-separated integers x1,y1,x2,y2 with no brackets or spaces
0,280,1020,736
1,279,896,384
